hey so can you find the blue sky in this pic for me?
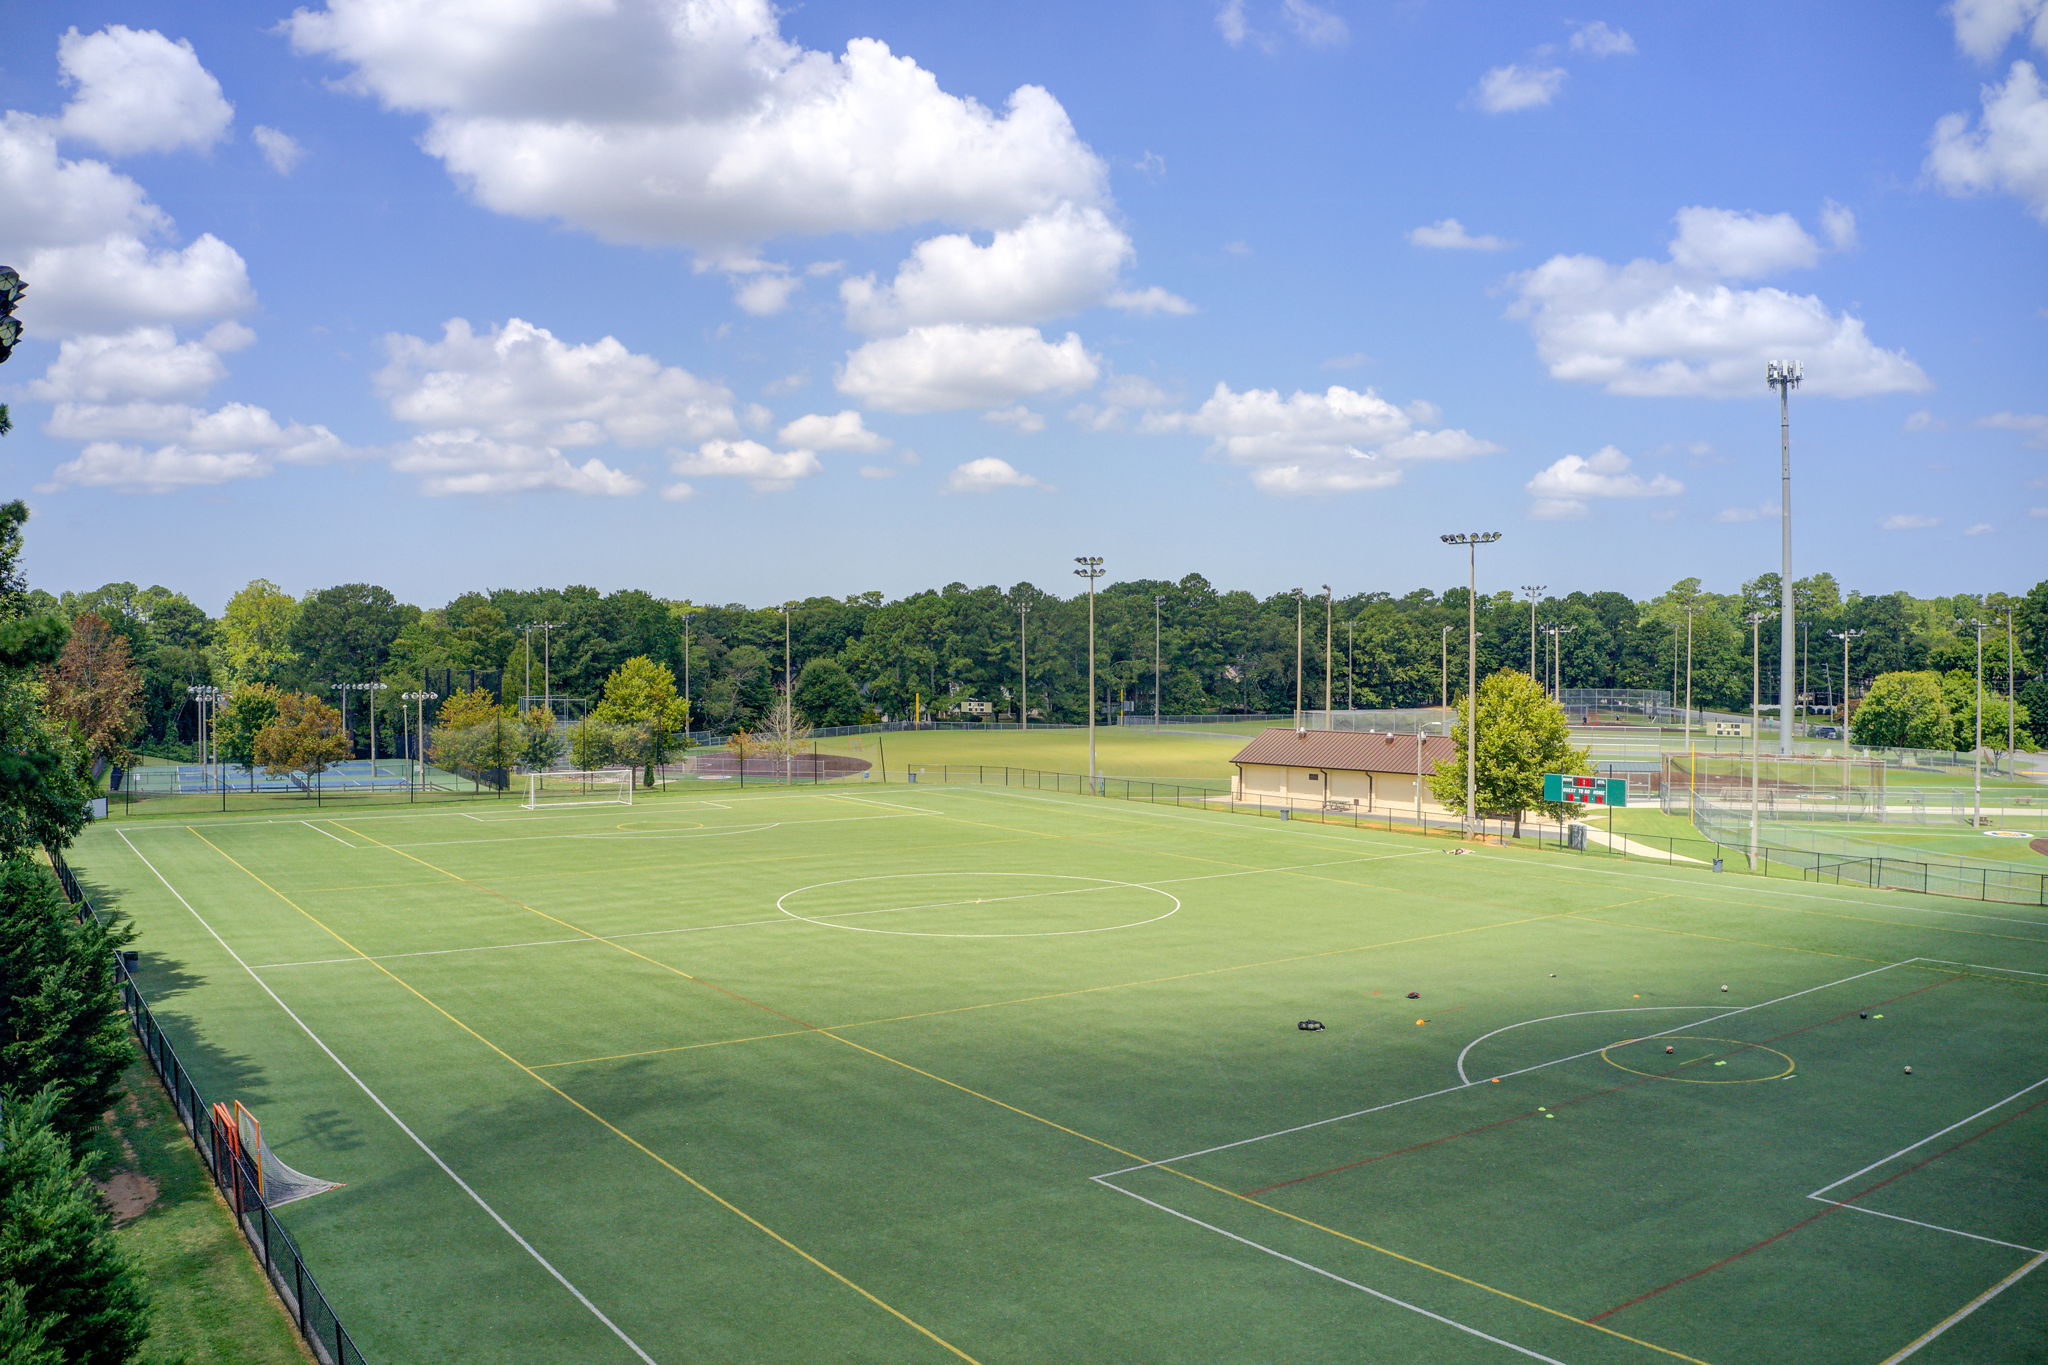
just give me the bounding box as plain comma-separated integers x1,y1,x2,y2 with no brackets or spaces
2,0,2043,612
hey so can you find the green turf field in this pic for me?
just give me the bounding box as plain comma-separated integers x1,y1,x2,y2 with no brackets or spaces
68,785,2048,1364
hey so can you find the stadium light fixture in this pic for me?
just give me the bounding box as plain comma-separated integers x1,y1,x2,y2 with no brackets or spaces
1440,532,1502,835
1073,557,1105,792
402,690,439,789
1767,361,1802,758
1744,610,1775,866
1522,585,1546,678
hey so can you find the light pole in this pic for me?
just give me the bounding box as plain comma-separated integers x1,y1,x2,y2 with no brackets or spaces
1961,618,1988,826
1322,585,1334,713
1996,601,2017,773
1345,619,1355,710
1683,603,1697,751
1522,585,1545,677
187,684,223,790
1767,360,1801,757
1746,610,1773,866
535,621,565,714
779,602,796,701
520,624,535,706
1551,624,1577,699
1414,720,1439,825
1293,588,1305,723
403,690,438,788
680,613,694,721
1017,600,1031,730
329,682,353,759
1440,531,1502,835
1074,557,1104,791
1153,594,1165,724
1829,628,1863,794
362,681,388,773
1440,624,1452,711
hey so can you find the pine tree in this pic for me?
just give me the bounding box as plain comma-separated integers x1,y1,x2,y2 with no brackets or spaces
0,857,133,1145
0,1089,149,1365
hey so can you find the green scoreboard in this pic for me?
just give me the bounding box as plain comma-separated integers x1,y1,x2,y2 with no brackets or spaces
1543,773,1628,807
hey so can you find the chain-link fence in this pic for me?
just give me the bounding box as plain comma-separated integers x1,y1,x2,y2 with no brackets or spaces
44,850,368,1365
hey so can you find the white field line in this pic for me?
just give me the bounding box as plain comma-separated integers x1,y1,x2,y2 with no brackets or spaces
1912,958,2048,980
1807,1200,2043,1255
250,853,1410,969
1453,1006,1727,1086
112,830,659,1365
108,786,877,835
1808,1073,2048,1200
369,809,936,850
1089,1177,1569,1365
951,785,1433,856
831,793,955,815
1097,960,1908,1180
299,820,354,847
1877,1250,2048,1364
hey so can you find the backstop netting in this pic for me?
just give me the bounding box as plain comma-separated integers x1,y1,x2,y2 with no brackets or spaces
218,1102,342,1207
1661,752,1887,819
524,768,633,809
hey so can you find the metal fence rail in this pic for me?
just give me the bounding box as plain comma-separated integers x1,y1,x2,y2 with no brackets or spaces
44,850,368,1365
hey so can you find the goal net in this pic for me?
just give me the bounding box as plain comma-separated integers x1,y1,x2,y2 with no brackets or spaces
524,768,634,810
214,1101,342,1206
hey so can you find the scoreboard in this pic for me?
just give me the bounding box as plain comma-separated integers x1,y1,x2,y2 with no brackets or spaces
1542,774,1628,807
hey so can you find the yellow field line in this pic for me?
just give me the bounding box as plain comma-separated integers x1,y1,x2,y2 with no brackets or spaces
191,828,981,1364
532,907,1588,1069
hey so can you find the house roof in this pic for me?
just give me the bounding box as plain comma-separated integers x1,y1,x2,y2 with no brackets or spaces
1230,727,1458,776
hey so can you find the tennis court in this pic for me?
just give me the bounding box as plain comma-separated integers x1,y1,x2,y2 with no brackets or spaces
67,785,2048,1363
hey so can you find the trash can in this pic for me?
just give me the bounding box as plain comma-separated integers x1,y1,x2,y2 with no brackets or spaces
1567,825,1587,852
1712,857,1724,873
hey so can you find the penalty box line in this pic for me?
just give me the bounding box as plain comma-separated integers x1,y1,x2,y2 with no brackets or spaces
1096,959,1908,1181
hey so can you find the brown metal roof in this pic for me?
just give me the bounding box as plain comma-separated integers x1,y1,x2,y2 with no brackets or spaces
1230,727,1457,776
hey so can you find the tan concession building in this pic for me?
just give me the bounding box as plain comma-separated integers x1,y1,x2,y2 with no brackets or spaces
1230,728,1458,812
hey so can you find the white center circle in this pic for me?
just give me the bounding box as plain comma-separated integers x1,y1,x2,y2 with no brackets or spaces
775,872,1181,938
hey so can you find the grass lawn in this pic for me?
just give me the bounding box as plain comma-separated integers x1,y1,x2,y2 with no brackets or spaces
89,1060,313,1365
67,781,2048,1364
811,723,1254,785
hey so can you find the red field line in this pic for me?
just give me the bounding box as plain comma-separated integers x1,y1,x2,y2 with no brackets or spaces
1240,975,1965,1198
1589,1089,2048,1323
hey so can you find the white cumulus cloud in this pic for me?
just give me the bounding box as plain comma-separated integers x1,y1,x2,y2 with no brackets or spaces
1948,0,2048,61
288,0,1106,254
1880,513,1941,530
1926,60,2048,223
1408,218,1515,251
28,322,249,402
1473,64,1566,113
1523,446,1683,520
944,456,1049,493
841,204,1132,332
392,430,643,497
1506,207,1928,397
982,405,1045,433
1144,382,1499,495
1976,411,2048,445
56,26,233,156
776,410,890,452
669,438,822,491
253,126,304,175
1569,21,1636,57
1282,0,1349,47
377,318,737,448
1107,286,1196,315
45,443,266,493
838,324,1098,413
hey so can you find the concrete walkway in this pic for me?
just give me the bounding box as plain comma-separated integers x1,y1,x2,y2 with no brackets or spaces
1576,820,1707,864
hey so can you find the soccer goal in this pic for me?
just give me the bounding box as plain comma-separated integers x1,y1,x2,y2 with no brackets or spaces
523,768,634,810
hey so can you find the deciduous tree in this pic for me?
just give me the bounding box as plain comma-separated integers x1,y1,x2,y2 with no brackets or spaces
43,615,143,771
219,579,299,686
212,684,282,786
1851,672,1953,751
253,692,351,780
792,658,861,729
593,657,690,786
1427,670,1591,834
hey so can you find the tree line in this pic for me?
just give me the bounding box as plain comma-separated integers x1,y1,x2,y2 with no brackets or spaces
36,568,2048,769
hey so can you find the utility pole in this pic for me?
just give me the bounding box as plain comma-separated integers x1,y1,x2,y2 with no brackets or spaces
1073,558,1104,791
1683,603,1697,751
1829,628,1864,793
1746,610,1772,867
1293,588,1305,724
1997,601,2017,773
680,613,693,720
535,621,564,714
1523,585,1545,677
1552,624,1577,699
1440,532,1502,835
1322,585,1334,713
1767,360,1801,757
1153,594,1164,724
1018,600,1031,730
1961,618,1988,826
